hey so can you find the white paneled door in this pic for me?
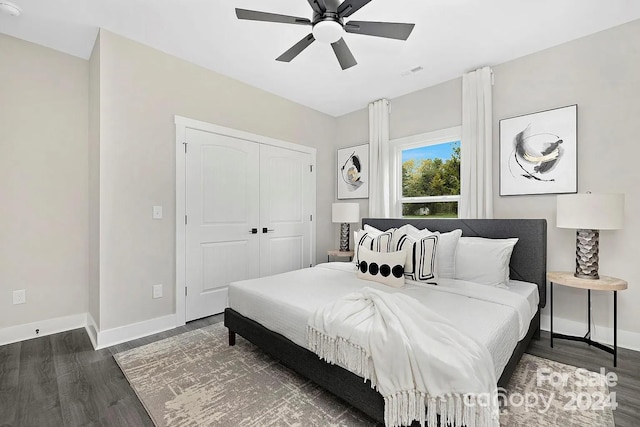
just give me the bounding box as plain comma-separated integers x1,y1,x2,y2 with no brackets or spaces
185,128,260,322
184,128,313,322
259,144,312,276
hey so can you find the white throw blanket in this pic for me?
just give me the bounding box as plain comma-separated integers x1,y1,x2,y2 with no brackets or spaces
307,287,499,427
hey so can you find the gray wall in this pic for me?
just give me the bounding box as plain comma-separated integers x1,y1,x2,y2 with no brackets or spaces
335,19,640,344
492,19,640,341
2,18,638,345
0,34,89,328
88,33,101,329
0,29,335,334
95,30,336,330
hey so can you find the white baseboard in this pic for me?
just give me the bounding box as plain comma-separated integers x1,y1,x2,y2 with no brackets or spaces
541,314,640,352
86,312,99,349
0,312,179,350
0,313,87,346
93,313,177,350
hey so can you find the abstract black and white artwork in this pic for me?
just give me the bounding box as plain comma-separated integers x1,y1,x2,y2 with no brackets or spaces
337,144,369,199
500,105,578,196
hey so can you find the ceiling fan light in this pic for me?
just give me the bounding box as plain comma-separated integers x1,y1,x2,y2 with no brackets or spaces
313,20,343,44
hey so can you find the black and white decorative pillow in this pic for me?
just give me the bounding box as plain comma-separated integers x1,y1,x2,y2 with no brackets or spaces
395,224,462,279
394,233,439,284
354,228,395,265
356,247,406,288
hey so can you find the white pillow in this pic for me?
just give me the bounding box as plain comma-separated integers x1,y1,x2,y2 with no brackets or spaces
394,233,439,284
354,227,395,265
454,237,519,288
357,247,406,288
363,224,386,233
395,224,462,279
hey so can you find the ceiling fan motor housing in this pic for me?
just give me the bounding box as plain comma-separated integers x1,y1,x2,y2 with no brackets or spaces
315,0,341,14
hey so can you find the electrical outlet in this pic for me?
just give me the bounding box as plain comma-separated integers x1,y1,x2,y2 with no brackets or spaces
13,289,26,305
152,205,163,220
152,284,163,299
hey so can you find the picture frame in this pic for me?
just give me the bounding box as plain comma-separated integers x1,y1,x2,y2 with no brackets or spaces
337,143,369,199
499,104,578,196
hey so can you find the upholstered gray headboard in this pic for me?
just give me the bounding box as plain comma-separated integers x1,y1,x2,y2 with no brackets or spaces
362,218,547,308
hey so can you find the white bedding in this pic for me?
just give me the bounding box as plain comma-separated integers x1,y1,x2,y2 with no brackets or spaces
228,262,539,378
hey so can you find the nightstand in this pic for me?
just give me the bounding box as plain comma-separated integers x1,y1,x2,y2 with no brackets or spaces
327,249,354,262
548,271,628,367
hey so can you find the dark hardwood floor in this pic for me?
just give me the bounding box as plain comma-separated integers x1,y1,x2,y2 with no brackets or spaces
527,331,640,427
1,318,638,426
0,315,222,427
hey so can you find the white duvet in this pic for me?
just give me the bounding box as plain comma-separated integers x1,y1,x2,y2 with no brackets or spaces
227,262,538,378
308,287,500,427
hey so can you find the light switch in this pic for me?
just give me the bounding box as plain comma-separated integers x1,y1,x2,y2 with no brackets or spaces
153,206,163,219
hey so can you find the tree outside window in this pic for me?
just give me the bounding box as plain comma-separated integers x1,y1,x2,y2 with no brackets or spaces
401,141,460,218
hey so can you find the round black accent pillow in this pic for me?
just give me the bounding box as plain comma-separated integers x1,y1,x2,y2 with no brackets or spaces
379,264,391,277
369,262,379,275
392,265,404,278
359,261,368,274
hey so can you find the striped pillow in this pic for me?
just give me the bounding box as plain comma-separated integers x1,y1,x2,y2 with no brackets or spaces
394,233,439,284
354,228,395,266
395,225,462,279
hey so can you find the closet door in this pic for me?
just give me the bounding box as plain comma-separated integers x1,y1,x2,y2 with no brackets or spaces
185,128,260,321
259,144,312,276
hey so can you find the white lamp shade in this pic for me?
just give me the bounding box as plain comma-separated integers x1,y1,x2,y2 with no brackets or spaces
332,203,360,223
557,193,624,230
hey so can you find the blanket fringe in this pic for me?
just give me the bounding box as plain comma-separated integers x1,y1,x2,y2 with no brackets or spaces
307,326,498,427
307,326,376,387
385,392,496,427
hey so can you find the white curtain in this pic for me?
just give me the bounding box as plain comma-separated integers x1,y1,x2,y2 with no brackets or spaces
460,67,494,219
368,99,391,218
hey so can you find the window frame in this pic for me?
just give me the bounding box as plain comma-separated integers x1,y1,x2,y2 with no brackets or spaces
390,126,462,218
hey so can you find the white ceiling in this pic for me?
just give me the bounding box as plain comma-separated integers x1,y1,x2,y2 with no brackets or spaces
2,0,640,116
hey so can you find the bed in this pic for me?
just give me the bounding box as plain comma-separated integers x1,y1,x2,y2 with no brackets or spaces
224,218,547,425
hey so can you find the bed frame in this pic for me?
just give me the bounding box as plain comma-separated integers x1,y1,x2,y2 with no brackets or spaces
225,218,547,424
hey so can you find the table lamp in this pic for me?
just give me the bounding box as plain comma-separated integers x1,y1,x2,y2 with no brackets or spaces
332,203,360,252
556,192,624,279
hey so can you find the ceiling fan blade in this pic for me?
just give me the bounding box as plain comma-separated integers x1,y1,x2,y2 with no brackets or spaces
331,38,357,70
235,8,311,26
306,0,327,14
338,0,372,18
345,21,415,40
276,34,316,62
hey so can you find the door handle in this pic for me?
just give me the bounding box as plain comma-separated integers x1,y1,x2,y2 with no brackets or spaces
262,228,275,233
249,228,258,234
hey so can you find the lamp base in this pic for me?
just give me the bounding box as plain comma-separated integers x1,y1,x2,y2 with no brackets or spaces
575,229,599,280
339,223,350,252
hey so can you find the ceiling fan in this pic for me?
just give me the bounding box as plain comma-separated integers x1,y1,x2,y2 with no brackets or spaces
235,0,415,70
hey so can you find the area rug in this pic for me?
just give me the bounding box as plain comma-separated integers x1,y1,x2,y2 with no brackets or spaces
114,323,615,426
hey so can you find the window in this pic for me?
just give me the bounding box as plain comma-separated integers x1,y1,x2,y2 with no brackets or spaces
391,127,461,218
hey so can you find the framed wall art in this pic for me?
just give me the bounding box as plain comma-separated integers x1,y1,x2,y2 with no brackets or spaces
499,104,578,196
337,143,369,199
